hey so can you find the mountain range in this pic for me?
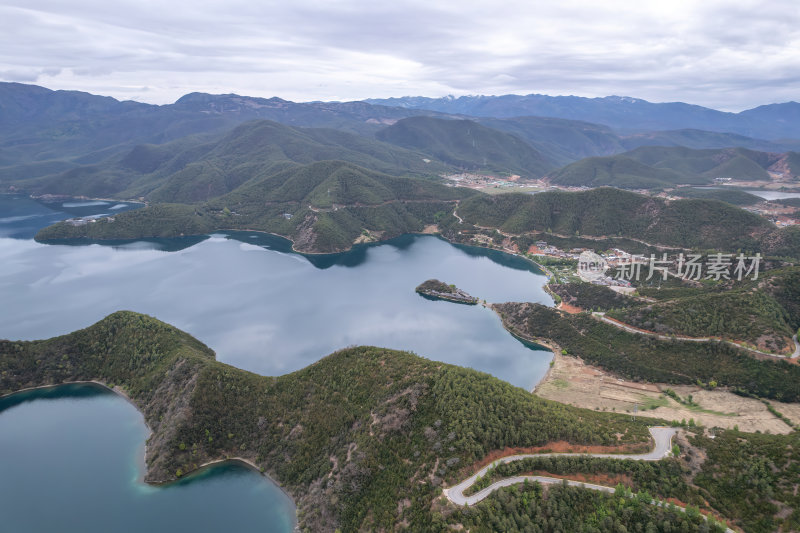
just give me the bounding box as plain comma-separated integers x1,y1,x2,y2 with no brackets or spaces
2,81,800,255
365,94,800,140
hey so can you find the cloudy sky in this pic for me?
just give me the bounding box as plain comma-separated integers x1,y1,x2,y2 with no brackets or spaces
0,0,797,110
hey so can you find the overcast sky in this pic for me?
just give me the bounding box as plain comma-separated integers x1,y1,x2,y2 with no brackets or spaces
0,0,797,110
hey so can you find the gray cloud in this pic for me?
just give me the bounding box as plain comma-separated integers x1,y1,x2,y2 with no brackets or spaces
0,0,797,110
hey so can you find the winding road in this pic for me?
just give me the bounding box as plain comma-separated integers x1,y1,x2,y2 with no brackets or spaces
444,426,732,530
444,427,677,506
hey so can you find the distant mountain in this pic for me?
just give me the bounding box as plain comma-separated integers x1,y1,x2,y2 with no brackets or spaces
7,119,451,202
170,92,451,134
548,146,794,189
364,94,800,140
5,82,800,188
476,116,625,166
376,116,553,177
0,82,449,173
619,129,800,153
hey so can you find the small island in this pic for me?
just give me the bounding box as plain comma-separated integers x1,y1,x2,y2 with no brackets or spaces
415,279,478,305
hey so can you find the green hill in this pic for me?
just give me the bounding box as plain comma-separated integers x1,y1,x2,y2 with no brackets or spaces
549,146,780,189
547,155,691,188
0,311,652,532
14,120,452,203
457,187,782,253
620,129,800,152
769,197,800,208
607,286,796,354
36,161,475,252
477,116,625,166
376,116,553,177
785,151,800,177
493,302,800,401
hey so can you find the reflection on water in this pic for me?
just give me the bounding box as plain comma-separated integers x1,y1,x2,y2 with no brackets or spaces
1,195,554,390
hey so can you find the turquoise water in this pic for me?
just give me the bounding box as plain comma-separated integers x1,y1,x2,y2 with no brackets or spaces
0,384,296,533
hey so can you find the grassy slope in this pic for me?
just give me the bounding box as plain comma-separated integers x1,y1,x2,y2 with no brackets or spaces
0,311,653,532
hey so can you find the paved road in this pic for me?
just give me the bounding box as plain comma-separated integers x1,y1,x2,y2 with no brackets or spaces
444,427,677,506
443,427,731,530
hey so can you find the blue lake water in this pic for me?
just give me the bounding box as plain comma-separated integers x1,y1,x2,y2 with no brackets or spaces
0,194,554,389
0,384,296,533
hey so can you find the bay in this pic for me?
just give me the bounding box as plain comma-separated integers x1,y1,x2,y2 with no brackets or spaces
0,384,296,533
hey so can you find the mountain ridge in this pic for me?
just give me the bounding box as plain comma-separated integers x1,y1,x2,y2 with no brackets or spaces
364,94,800,139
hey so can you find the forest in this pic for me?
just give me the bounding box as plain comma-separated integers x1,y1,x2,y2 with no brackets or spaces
457,187,800,260
493,302,800,402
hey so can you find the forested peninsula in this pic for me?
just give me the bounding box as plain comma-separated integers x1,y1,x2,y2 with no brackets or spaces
0,311,652,532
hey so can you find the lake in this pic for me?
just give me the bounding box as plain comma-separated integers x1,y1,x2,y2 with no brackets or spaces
0,384,296,533
691,187,800,201
743,189,800,201
0,194,554,531
0,194,554,389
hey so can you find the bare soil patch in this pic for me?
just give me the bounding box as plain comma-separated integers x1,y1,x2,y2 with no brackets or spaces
536,353,796,434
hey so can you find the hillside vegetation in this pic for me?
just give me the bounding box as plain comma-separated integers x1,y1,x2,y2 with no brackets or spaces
0,311,657,532
13,120,452,202
457,187,795,256
36,160,475,252
548,146,790,189
376,116,553,176
493,302,800,401
607,285,797,354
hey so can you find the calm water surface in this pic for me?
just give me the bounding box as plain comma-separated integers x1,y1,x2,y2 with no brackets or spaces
0,194,554,389
0,384,295,533
742,189,800,200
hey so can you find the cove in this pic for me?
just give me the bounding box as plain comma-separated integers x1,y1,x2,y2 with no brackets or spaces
0,384,295,533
